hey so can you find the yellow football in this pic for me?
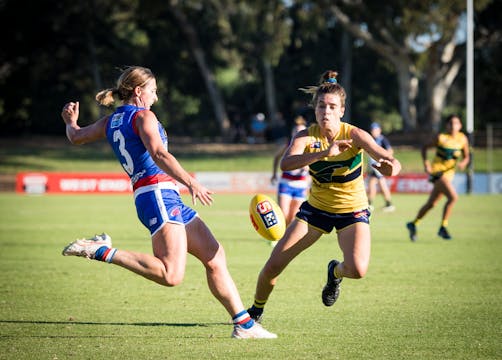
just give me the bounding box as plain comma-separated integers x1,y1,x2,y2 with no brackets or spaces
249,194,286,241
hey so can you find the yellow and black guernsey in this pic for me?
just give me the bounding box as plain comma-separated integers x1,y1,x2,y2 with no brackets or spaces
305,123,368,213
430,132,468,181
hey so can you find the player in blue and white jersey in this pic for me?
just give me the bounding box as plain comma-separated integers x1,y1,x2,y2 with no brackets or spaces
61,66,276,339
271,116,311,225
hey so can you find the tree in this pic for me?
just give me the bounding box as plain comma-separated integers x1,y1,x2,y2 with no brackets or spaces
327,0,492,132
167,0,231,137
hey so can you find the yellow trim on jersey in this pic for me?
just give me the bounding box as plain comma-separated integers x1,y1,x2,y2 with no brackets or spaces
305,123,368,213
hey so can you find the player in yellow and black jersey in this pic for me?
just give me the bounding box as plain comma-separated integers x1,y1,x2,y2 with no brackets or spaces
406,114,470,241
247,70,401,323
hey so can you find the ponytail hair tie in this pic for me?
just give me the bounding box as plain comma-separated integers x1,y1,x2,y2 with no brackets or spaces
326,77,337,84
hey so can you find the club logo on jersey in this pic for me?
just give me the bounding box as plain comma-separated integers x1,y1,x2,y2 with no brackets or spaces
110,113,124,128
310,141,321,149
256,200,279,229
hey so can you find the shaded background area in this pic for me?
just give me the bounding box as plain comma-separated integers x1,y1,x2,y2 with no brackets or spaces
0,0,500,143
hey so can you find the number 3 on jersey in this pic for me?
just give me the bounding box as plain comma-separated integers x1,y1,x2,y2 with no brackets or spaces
113,130,134,175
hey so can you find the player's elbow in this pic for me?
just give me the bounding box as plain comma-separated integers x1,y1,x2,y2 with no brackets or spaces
280,159,295,172
67,134,86,146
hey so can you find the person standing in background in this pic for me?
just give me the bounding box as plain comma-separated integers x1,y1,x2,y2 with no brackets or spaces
271,115,310,225
366,122,395,212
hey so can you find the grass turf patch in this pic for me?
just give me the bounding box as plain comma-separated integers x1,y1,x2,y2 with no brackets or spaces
0,193,501,359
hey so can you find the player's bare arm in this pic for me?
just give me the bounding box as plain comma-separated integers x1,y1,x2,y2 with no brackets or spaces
62,101,108,145
136,111,213,206
457,138,471,171
352,127,401,176
421,135,439,174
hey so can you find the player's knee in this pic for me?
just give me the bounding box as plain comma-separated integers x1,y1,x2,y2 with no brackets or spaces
203,256,227,278
448,193,458,203
345,262,368,279
425,201,435,210
163,274,184,287
160,268,185,287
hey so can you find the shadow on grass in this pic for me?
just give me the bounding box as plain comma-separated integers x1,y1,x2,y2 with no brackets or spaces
0,319,229,327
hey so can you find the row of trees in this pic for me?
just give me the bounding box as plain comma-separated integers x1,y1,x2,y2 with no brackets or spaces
1,0,499,140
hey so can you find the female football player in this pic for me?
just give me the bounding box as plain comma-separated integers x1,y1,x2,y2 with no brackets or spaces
247,70,401,322
61,66,276,339
406,114,470,241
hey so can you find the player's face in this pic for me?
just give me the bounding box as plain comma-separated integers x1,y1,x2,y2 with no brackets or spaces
315,93,345,129
446,116,462,134
139,79,158,109
371,127,381,138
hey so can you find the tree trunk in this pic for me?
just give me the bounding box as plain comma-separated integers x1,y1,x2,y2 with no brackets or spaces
167,1,231,138
395,62,418,131
340,29,352,123
423,49,464,132
263,58,278,126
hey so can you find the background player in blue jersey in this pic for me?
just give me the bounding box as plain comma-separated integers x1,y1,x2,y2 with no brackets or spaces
61,66,276,339
271,115,310,225
366,122,395,212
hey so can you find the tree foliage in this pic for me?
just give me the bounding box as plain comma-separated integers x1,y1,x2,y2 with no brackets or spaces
0,0,498,139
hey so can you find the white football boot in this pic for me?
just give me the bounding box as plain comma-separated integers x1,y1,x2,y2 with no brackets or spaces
62,233,112,259
231,322,277,339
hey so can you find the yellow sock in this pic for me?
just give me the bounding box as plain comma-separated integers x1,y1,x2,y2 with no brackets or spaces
334,264,343,279
253,299,267,309
414,219,421,225
442,220,448,227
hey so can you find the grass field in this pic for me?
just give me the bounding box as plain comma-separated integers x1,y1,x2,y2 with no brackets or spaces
1,192,501,359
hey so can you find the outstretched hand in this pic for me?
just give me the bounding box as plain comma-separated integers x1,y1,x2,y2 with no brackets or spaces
189,180,214,206
372,158,401,177
326,139,353,157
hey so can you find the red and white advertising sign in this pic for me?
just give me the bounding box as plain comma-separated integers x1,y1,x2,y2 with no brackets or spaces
17,171,437,195
16,172,133,194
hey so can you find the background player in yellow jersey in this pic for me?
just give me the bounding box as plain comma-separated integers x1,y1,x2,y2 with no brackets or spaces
247,70,401,322
406,114,470,241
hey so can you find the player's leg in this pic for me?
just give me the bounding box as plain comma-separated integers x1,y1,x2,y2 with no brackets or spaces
62,222,188,287
114,222,189,286
289,198,304,224
336,222,371,279
438,177,458,223
109,188,191,286
436,177,458,239
416,184,443,220
406,182,443,241
186,216,277,339
186,216,244,316
62,188,192,286
378,177,395,211
249,220,322,318
278,193,294,225
322,218,371,307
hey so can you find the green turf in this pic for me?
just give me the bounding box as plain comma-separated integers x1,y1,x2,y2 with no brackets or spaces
0,193,501,359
